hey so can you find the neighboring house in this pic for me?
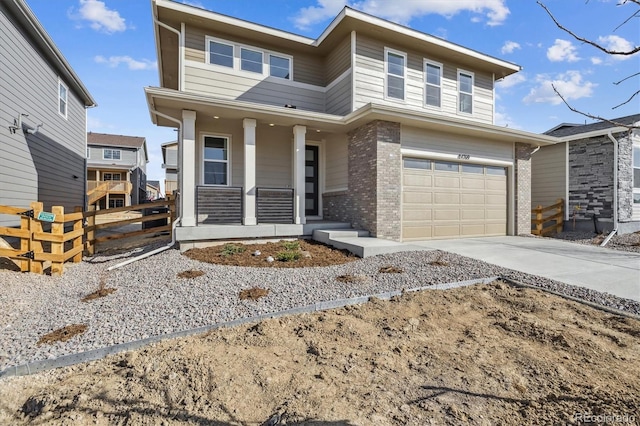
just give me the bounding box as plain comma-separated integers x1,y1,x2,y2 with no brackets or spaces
532,114,640,234
146,1,556,247
0,0,96,227
161,140,178,196
87,132,148,209
146,180,162,200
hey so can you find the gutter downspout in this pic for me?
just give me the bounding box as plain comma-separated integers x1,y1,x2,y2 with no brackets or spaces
153,14,183,91
601,130,619,246
530,146,541,156
108,109,183,271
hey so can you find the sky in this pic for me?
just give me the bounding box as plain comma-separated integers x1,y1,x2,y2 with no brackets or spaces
25,0,639,193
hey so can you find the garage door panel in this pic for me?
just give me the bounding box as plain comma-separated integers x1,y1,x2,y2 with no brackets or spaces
402,157,508,241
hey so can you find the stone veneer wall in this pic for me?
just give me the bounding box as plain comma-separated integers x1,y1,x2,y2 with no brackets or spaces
616,132,633,223
515,143,533,235
323,120,402,240
568,136,614,221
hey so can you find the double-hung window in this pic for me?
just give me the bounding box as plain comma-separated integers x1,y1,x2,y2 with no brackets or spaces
58,79,68,118
209,40,234,68
269,54,291,80
203,136,229,185
103,149,121,160
385,48,406,100
241,48,263,73
425,61,442,108
458,70,474,114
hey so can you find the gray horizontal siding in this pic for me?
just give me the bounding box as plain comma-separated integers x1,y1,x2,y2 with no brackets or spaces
164,147,177,167
531,143,567,212
185,63,325,112
326,35,351,83
0,4,86,226
88,146,138,167
325,71,352,116
354,34,495,124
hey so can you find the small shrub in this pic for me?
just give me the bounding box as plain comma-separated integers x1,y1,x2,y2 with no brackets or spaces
220,243,246,257
276,250,301,262
281,240,300,251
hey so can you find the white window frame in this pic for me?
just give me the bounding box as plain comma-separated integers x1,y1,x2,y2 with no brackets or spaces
384,47,407,102
240,47,264,74
633,142,640,205
424,60,443,109
58,78,68,119
205,36,291,80
206,38,234,69
201,134,231,186
457,69,474,115
103,172,122,181
103,148,121,160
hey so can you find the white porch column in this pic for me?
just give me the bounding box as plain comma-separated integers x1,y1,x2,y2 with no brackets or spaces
181,110,197,226
243,118,257,225
293,125,306,225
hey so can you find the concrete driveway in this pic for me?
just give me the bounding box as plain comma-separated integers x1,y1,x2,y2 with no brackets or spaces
413,236,640,302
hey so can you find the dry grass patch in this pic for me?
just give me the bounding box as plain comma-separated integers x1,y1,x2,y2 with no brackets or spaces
81,272,116,302
177,269,205,279
37,324,87,346
429,253,450,266
379,265,403,274
239,287,269,301
336,274,370,284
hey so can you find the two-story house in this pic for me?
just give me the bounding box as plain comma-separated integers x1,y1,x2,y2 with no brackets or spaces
87,132,148,209
161,140,178,196
0,0,95,227
145,0,557,247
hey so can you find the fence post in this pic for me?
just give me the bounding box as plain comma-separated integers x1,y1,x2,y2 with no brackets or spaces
555,198,564,234
73,206,83,263
19,211,30,272
535,205,543,235
30,202,44,274
86,205,95,256
51,205,64,276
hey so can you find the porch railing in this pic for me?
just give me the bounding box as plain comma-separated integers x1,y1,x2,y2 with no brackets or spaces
196,186,243,224
257,187,294,224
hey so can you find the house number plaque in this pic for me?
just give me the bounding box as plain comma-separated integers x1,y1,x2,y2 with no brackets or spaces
457,154,471,160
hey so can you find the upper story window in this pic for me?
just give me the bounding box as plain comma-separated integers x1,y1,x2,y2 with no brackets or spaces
241,48,263,73
103,148,121,160
633,144,640,204
209,41,233,68
425,61,442,108
58,79,68,119
103,172,121,181
203,135,230,185
385,48,406,100
458,70,474,114
269,54,291,80
206,36,292,80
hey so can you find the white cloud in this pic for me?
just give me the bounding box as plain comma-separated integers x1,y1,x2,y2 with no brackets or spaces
94,55,157,71
496,73,526,89
523,71,596,105
547,39,580,62
590,57,603,65
500,41,520,54
71,0,126,33
597,35,635,60
494,110,522,129
292,0,510,30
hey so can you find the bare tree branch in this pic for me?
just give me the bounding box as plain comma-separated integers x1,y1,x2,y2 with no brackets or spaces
538,1,640,55
612,89,640,109
551,84,639,129
613,4,640,32
613,72,640,85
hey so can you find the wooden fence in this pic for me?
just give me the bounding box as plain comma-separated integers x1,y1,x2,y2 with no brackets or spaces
0,196,175,275
531,198,564,236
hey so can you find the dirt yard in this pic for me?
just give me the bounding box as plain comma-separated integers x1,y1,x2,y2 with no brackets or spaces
1,281,638,425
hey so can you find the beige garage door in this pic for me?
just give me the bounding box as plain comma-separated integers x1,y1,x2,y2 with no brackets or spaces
402,158,507,241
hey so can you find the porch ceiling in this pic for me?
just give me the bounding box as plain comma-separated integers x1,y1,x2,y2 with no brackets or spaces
145,87,559,146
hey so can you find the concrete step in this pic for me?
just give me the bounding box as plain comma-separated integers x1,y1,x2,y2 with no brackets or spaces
328,237,425,258
312,229,369,245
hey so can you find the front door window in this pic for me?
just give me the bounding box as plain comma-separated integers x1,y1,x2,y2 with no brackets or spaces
305,145,319,216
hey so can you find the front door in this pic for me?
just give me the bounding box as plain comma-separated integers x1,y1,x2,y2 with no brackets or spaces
305,145,319,216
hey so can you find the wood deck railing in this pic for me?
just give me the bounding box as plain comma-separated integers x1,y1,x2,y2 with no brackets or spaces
164,179,178,195
87,180,133,204
531,198,564,236
0,195,175,275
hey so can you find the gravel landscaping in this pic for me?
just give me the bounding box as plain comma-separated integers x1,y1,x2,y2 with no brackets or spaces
549,230,640,253
1,242,639,374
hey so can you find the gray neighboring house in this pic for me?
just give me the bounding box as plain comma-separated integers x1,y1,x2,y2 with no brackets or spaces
146,1,557,248
161,141,178,196
532,114,640,234
87,133,149,209
0,0,95,227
